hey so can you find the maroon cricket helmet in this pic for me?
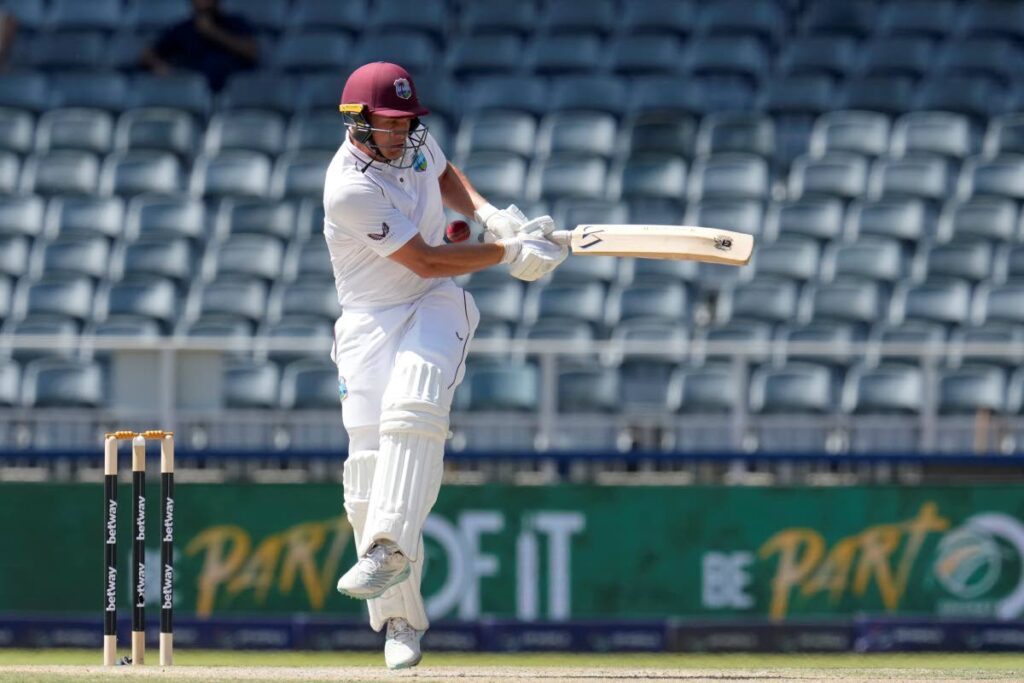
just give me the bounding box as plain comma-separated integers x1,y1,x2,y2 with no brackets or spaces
339,62,429,119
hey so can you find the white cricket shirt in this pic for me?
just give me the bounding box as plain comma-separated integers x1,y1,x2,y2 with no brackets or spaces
322,130,448,308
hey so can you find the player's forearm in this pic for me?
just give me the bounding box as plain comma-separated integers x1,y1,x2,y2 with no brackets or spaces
417,242,504,277
439,162,487,218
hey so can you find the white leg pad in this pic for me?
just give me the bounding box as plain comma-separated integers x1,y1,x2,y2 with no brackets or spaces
342,448,377,549
368,533,429,632
361,360,447,561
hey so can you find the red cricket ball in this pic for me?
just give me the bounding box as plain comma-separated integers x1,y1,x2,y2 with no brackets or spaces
446,219,471,243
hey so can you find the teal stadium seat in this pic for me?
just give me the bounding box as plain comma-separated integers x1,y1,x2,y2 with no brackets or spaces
788,152,868,201
749,362,834,414
0,108,35,154
21,150,99,195
289,0,367,31
99,151,182,196
891,112,974,161
860,37,933,80
763,198,844,242
36,108,113,154
223,361,281,409
938,198,1017,243
204,110,285,155
115,108,199,157
809,111,891,159
23,358,103,408
280,359,339,409
190,151,271,199
447,35,523,78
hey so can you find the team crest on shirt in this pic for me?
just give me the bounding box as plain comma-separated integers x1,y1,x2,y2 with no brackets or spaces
338,376,348,402
413,151,427,172
394,78,412,99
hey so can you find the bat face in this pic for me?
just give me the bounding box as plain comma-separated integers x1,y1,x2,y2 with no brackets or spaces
566,225,754,265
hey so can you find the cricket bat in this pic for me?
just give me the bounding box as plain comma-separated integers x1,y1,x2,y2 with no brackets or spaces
549,224,754,266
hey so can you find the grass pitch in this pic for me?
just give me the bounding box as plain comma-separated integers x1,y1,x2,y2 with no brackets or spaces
0,649,1022,682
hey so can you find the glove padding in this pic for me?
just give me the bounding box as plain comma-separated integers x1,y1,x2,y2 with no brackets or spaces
477,203,555,242
498,231,568,282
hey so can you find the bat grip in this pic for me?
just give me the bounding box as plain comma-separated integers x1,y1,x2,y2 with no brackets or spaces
549,230,571,246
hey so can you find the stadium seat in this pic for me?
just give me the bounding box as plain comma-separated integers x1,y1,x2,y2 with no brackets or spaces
289,0,367,31
527,156,606,202
607,34,683,75
218,72,297,114
108,34,145,72
528,33,605,76
695,319,773,363
549,75,630,117
367,0,445,39
0,236,29,278
287,241,334,282
4,0,46,31
631,258,699,285
117,238,194,287
685,199,763,239
608,282,689,324
0,71,49,112
125,195,205,243
129,74,211,118
274,31,353,72
204,110,285,155
285,112,345,152
859,37,934,80
17,276,94,323
618,359,677,413
629,76,707,117
842,363,924,415
821,238,907,285
0,360,19,407
696,113,774,157
273,280,340,324
351,31,438,77
541,0,615,35
195,277,268,324
809,111,891,159
778,36,857,79
466,282,523,325
801,2,873,39
697,0,785,46
3,316,80,362
776,322,861,368
717,278,799,326
551,200,629,234
916,77,1000,122
869,321,948,363
557,367,619,413
688,153,768,201
22,358,103,408
0,195,46,238
623,112,696,158
937,198,1017,243
622,0,695,36
984,114,1024,157
221,0,289,33
535,111,618,160
788,153,869,201
271,151,332,200
673,363,742,414
749,362,834,414
842,76,916,117
750,237,819,283
466,75,549,117
527,282,606,330
279,359,339,409
869,155,951,203
126,0,191,32
0,108,34,155
20,150,99,196
516,319,595,348
763,199,844,242
958,155,1024,202
215,199,295,242
48,0,123,31
99,278,178,329
878,0,954,40
610,155,687,204
99,151,182,196
211,234,284,283
114,108,198,157
890,112,974,160
459,2,536,34
684,36,768,86
260,319,332,363
806,280,885,328
454,111,536,160
223,361,281,409
974,283,1024,326
35,237,110,281
447,34,522,78
890,280,973,327
190,151,271,199
936,38,1019,88
921,241,994,284
34,109,111,155
467,364,538,412
845,198,928,244
183,316,254,338
461,152,528,202
611,319,688,364
29,31,105,70
951,323,1024,369
959,0,1024,41
938,365,1006,414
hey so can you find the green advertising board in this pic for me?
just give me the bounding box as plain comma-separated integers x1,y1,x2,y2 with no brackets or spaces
2,484,1023,622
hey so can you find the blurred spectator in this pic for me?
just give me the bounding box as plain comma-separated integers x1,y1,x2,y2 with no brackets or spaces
142,0,259,92
0,9,17,68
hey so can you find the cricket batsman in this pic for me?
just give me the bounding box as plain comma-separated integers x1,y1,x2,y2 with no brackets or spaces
324,62,567,669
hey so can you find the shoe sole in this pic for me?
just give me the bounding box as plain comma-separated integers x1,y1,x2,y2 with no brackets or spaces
336,562,412,601
387,652,422,670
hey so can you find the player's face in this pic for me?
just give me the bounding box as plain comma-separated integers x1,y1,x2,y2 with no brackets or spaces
368,114,412,160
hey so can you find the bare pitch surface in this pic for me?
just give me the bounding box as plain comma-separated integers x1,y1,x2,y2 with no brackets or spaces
1,651,1023,682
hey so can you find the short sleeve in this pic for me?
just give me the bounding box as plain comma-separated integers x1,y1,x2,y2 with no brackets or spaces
325,181,420,257
423,130,447,179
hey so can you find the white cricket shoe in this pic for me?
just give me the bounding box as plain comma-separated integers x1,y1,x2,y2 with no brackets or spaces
336,540,411,600
384,617,422,670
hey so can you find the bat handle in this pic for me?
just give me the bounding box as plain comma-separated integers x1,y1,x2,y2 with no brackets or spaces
549,230,571,246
